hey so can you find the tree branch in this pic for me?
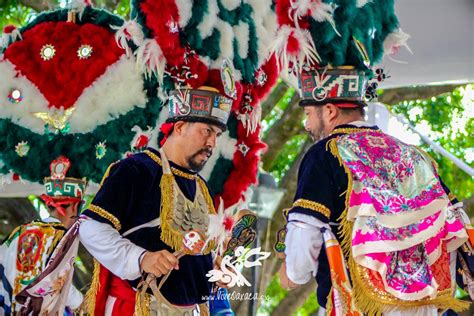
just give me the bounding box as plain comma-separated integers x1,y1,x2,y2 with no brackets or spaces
261,94,304,171
261,81,289,119
18,0,56,12
379,84,464,105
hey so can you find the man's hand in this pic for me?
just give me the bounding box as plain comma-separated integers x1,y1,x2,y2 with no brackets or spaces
140,250,179,277
279,262,299,290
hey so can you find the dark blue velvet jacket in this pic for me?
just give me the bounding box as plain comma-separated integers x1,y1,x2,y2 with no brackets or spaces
82,147,213,305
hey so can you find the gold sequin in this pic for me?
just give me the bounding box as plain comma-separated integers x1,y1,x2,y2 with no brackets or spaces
144,150,196,180
292,198,331,219
88,204,121,230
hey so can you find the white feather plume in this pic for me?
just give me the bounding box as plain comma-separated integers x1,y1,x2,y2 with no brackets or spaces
68,0,90,20
269,25,320,76
136,39,167,84
291,0,340,36
0,27,21,49
383,29,412,55
383,29,412,63
111,20,145,57
356,0,372,7
205,198,236,256
238,105,261,136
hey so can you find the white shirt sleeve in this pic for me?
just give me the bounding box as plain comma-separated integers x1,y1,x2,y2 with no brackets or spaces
66,285,83,310
79,217,146,280
284,213,327,285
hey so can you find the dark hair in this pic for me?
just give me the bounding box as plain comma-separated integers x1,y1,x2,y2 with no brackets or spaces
340,106,365,117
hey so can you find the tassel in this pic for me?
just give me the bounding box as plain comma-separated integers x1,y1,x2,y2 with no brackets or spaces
136,39,167,83
269,25,320,76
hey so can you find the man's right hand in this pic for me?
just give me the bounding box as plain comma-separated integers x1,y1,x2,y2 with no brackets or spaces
140,250,179,277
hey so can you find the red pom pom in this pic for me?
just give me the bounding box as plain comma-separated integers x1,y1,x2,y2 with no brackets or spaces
159,122,174,146
223,216,235,232
134,135,149,149
12,173,20,181
3,25,17,34
286,32,300,55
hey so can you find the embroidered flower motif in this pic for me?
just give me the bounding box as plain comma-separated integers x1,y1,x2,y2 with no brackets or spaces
366,135,387,148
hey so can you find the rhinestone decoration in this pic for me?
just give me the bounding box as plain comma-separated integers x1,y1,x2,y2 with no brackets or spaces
40,44,55,61
77,44,93,59
8,89,22,103
15,141,30,157
95,141,107,159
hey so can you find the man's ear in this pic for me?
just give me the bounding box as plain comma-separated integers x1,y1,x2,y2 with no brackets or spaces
173,121,187,136
325,103,339,122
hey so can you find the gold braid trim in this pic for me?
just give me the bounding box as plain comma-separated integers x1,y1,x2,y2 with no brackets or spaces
88,204,121,231
4,225,22,245
292,199,331,219
330,127,380,136
350,260,470,314
198,177,217,215
144,150,196,180
81,162,117,315
329,138,470,314
83,259,101,316
99,161,117,186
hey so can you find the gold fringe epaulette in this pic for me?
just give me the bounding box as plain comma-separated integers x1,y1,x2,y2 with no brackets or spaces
159,173,184,252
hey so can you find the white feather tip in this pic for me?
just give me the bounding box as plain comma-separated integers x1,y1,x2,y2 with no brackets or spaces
136,39,167,83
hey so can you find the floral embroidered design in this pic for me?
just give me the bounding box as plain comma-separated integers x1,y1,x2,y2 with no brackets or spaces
334,129,467,304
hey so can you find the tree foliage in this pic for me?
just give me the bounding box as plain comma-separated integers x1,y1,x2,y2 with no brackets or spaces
387,85,474,202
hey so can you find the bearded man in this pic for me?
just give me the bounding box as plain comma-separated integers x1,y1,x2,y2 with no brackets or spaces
79,86,231,315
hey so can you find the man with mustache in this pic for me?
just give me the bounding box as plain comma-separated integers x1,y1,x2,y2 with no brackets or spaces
276,66,471,315
78,86,231,315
